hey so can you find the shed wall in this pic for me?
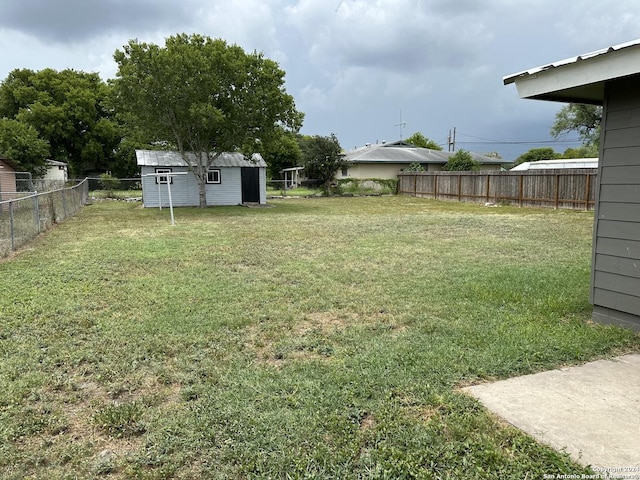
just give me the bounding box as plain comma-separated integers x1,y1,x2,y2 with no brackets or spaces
591,75,640,330
141,166,260,207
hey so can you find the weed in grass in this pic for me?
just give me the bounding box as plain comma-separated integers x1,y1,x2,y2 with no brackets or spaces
93,401,146,439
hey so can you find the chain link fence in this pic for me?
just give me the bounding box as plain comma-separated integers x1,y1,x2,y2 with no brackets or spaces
0,179,89,257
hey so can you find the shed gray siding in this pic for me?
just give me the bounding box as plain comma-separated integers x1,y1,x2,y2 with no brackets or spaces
591,75,640,330
140,166,246,207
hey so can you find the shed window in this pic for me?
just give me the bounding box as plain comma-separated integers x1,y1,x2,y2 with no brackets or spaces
207,169,221,184
155,168,172,184
341,167,349,177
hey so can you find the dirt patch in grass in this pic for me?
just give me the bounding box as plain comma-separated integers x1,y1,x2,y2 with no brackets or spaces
29,372,184,478
297,311,356,334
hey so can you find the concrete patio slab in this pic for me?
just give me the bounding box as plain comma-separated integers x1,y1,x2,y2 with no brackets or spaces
463,353,640,471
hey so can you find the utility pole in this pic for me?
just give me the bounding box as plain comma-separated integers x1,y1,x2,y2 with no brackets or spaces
447,127,456,151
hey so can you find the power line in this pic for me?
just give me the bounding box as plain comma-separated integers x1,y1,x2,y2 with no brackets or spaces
456,131,582,146
456,140,582,145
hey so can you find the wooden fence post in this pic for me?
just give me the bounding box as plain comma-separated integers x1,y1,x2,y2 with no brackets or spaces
585,173,592,210
486,174,490,203
518,175,523,207
554,174,560,209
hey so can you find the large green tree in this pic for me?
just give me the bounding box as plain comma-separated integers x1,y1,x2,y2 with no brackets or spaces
0,118,50,174
550,103,602,147
299,133,349,193
0,68,121,176
111,33,303,207
405,132,442,150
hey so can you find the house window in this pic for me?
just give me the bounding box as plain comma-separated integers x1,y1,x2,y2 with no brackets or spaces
155,168,172,184
207,169,221,184
341,167,349,177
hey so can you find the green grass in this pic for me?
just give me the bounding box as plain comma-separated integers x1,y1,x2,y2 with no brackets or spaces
1,196,638,479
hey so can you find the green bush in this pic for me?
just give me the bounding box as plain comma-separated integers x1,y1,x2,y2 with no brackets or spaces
336,178,397,195
443,150,480,171
99,172,121,198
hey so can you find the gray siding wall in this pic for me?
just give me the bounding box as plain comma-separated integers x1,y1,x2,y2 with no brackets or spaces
141,166,261,207
591,76,640,330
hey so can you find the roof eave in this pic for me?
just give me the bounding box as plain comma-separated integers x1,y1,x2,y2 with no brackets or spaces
503,40,640,104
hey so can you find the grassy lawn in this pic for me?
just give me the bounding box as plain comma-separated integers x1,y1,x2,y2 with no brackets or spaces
1,196,638,479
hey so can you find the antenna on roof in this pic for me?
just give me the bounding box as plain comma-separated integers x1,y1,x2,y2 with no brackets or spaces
394,109,406,140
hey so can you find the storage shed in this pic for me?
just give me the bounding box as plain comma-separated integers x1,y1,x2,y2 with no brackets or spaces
136,149,267,207
504,39,640,331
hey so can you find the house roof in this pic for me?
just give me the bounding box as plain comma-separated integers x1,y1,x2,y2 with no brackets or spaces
136,150,267,168
45,159,67,167
344,141,503,165
510,158,598,171
503,39,640,104
0,155,18,171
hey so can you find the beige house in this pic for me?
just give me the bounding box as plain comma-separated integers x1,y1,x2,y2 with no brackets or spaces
340,141,504,180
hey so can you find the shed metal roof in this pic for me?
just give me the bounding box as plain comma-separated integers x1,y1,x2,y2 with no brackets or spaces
345,141,503,165
136,150,266,168
503,39,640,104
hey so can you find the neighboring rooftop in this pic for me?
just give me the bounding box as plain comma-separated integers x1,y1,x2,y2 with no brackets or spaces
510,158,598,171
345,141,504,165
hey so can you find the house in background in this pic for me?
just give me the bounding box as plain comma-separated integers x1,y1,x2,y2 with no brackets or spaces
35,160,68,190
341,141,504,180
504,39,640,331
136,149,267,207
0,155,18,203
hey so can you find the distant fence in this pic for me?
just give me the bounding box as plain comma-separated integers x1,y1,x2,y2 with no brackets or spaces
0,179,89,257
398,170,597,210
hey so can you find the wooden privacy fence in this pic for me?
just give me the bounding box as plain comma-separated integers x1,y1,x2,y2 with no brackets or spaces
398,169,597,210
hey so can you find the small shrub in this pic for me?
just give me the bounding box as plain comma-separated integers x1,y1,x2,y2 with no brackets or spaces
336,178,397,195
99,173,121,198
442,150,480,171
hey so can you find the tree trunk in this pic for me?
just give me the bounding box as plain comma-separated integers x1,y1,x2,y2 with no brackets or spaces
197,173,207,208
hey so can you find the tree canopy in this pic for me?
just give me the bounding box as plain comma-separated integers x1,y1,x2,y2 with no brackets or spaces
111,34,303,207
404,132,442,150
0,68,120,176
550,103,602,147
299,133,349,193
260,128,302,179
442,150,479,171
0,118,50,174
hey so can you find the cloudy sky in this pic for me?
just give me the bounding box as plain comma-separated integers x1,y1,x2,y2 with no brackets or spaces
1,0,638,160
